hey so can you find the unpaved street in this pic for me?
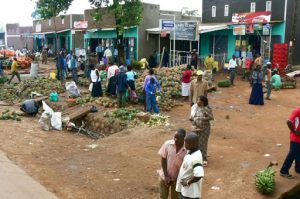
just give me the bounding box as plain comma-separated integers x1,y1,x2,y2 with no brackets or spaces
0,74,299,199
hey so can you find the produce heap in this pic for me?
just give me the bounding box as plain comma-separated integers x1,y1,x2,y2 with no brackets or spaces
0,109,22,121
0,77,64,103
135,66,188,111
255,162,277,195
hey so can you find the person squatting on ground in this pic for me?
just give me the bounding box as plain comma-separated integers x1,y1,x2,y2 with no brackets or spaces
158,129,187,199
145,77,161,114
280,107,300,179
8,57,21,84
176,132,204,199
190,96,214,167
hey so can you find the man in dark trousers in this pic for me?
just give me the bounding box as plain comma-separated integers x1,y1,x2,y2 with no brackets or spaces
280,107,300,179
115,66,128,108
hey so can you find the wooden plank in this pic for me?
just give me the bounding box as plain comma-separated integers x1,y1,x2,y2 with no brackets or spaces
63,106,91,121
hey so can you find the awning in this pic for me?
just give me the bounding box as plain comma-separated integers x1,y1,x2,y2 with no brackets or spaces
199,24,228,34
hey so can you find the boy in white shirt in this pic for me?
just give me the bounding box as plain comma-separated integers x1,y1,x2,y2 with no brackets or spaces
176,132,204,199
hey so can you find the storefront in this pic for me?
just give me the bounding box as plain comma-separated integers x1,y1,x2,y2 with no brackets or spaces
84,27,138,60
199,12,286,64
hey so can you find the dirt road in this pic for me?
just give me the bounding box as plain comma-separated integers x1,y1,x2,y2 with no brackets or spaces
0,74,299,199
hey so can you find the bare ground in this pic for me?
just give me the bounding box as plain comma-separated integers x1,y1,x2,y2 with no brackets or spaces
0,74,300,199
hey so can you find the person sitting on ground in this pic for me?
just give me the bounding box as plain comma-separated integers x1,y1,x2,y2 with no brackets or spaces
158,129,187,199
20,99,39,117
272,70,282,90
176,132,204,199
145,77,161,114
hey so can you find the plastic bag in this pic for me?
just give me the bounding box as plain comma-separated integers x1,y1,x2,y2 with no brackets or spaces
65,81,81,97
89,83,93,92
39,112,51,131
42,101,54,115
50,72,56,80
51,112,62,131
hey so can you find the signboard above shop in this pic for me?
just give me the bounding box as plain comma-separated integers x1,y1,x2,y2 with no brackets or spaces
233,25,246,35
232,11,271,24
160,19,174,31
74,21,88,29
170,21,198,41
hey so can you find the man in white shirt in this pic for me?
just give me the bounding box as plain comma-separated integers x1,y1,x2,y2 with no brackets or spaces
228,55,238,86
103,47,113,65
176,133,204,199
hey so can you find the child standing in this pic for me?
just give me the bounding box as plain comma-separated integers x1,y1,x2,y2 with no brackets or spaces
145,77,161,114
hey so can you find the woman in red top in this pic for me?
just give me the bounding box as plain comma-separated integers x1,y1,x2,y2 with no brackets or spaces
181,65,193,99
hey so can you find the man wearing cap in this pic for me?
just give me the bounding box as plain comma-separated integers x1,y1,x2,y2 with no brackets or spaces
265,62,272,100
189,70,208,106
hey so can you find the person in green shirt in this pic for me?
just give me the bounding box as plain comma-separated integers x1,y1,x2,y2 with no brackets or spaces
271,70,282,90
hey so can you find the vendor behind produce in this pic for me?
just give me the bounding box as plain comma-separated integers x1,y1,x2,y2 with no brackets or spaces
20,99,40,117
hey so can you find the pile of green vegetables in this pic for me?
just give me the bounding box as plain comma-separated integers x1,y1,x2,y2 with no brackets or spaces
218,79,231,87
1,109,21,121
146,114,169,127
0,77,64,103
0,76,8,84
255,164,276,194
104,108,140,126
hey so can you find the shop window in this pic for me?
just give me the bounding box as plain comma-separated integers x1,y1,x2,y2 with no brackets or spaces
250,2,256,12
224,5,229,17
212,6,216,18
266,1,272,11
49,20,51,26
62,18,64,24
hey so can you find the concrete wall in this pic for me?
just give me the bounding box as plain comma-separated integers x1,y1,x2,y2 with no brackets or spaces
202,0,285,23
285,0,300,65
33,14,84,33
138,3,160,60
84,8,116,29
6,24,33,49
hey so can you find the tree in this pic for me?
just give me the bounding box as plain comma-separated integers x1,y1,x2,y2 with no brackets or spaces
89,0,144,63
34,0,73,52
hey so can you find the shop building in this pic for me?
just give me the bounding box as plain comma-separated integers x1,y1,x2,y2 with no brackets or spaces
84,3,164,61
32,14,85,52
201,0,296,65
6,24,33,50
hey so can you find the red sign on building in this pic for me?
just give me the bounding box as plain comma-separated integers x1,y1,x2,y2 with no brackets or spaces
232,11,272,24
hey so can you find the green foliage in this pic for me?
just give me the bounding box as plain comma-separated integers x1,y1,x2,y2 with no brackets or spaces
217,79,231,87
34,0,73,19
89,0,144,35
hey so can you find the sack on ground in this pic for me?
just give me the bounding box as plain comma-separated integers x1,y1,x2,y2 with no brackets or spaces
39,112,51,131
51,112,62,131
66,81,81,97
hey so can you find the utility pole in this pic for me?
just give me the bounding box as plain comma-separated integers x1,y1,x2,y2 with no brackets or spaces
290,0,298,65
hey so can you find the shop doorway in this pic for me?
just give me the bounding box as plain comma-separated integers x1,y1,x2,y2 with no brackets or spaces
248,35,261,57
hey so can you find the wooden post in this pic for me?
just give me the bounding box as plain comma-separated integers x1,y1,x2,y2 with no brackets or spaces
159,47,165,68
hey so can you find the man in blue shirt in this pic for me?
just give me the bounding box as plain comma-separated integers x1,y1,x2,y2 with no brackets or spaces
145,77,161,113
0,60,3,77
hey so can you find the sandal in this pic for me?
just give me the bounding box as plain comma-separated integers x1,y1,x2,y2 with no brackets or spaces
203,161,208,167
280,173,294,179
